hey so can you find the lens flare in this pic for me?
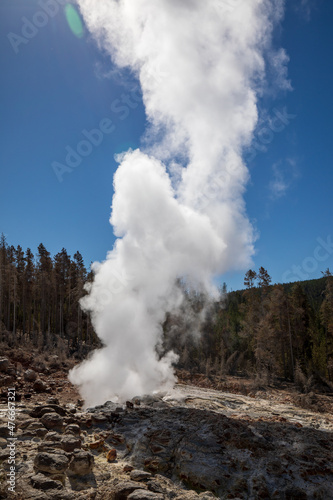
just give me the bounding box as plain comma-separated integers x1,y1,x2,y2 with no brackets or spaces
65,4,84,38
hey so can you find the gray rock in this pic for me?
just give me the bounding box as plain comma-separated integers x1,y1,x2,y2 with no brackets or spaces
60,435,81,453
46,397,59,405
64,424,81,436
22,427,48,439
113,481,146,500
68,450,94,475
18,418,35,430
30,473,63,491
24,369,37,382
130,469,152,482
37,440,63,452
91,412,109,425
34,452,69,474
44,431,62,442
40,412,63,430
127,491,164,500
30,404,67,418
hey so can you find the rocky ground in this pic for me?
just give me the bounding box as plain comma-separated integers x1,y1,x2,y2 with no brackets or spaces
0,349,333,499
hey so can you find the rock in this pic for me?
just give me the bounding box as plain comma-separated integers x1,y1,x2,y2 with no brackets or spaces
60,435,81,453
107,432,125,445
0,448,10,460
130,470,152,482
89,438,105,450
34,452,69,474
46,397,59,405
127,491,163,500
106,448,117,462
44,431,62,442
18,418,35,430
38,440,63,452
64,424,81,436
0,357,9,373
33,379,48,393
124,464,134,472
0,437,7,449
24,369,37,382
112,481,146,500
68,450,94,475
26,421,46,431
40,412,63,430
30,404,67,418
30,473,63,491
23,426,48,439
91,412,109,425
6,365,16,376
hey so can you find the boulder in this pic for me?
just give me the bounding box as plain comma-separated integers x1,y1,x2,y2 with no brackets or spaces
34,452,69,474
91,412,109,425
112,481,146,500
130,470,152,482
46,397,59,405
60,435,81,453
30,404,67,418
68,451,94,475
30,473,63,491
64,424,81,436
33,379,48,393
40,412,63,430
24,369,37,382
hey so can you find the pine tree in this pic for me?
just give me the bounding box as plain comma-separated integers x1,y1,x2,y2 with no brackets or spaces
0,234,7,333
15,245,25,337
54,248,71,338
36,243,53,345
24,248,35,337
320,269,333,379
244,269,257,289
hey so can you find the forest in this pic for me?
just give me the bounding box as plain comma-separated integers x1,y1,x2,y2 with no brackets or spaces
1,234,332,384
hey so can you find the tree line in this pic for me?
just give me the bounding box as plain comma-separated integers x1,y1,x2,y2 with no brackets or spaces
1,234,332,383
163,267,333,383
0,234,95,350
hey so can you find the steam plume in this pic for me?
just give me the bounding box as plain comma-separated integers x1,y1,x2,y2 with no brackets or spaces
69,0,288,406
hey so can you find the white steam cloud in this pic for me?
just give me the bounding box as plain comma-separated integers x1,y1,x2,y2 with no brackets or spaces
69,0,288,407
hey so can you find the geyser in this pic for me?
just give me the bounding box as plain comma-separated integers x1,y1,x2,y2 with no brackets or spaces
69,0,289,407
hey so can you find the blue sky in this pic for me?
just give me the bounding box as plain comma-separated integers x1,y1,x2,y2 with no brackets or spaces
1,0,332,291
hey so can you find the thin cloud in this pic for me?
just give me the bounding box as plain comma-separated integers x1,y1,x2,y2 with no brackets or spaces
269,158,299,200
295,0,317,22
